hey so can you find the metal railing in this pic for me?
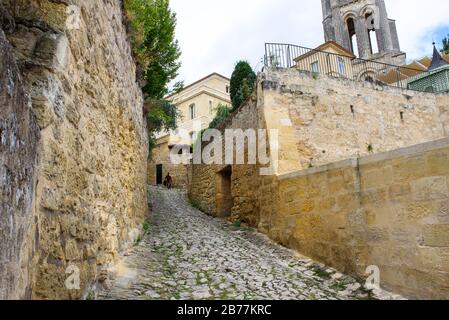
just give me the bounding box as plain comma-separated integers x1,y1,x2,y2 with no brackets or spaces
264,43,426,90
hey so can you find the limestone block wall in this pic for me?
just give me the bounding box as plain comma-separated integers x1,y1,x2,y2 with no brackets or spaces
0,27,40,300
188,68,449,299
188,94,263,225
273,138,449,299
262,68,447,172
1,0,148,299
148,137,188,189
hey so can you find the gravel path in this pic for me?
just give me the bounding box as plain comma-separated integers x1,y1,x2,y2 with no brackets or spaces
96,186,401,300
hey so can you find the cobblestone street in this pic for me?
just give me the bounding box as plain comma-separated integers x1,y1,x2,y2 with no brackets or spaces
96,187,401,300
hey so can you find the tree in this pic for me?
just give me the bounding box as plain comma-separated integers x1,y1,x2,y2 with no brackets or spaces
170,81,185,95
443,35,449,54
145,99,182,151
125,0,181,99
230,61,256,111
125,0,182,152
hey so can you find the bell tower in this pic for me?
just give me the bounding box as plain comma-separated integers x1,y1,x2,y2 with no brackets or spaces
321,0,405,65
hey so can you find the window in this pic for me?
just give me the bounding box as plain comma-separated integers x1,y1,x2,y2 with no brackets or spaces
226,85,230,94
337,57,345,76
311,61,319,73
189,104,196,119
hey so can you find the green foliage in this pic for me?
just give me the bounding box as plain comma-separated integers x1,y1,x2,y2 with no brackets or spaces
143,220,151,233
233,219,242,228
124,0,181,100
208,103,232,129
146,99,180,133
188,197,201,210
145,99,182,153
125,0,182,154
443,35,449,54
170,81,185,95
230,61,256,111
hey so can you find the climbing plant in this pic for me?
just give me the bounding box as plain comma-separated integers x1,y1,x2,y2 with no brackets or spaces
208,103,232,129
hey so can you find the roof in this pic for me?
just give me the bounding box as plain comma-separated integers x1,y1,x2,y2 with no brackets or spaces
377,50,449,85
165,73,230,99
294,41,355,62
429,44,449,71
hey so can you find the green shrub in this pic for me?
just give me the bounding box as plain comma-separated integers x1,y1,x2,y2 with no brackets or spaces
230,61,256,110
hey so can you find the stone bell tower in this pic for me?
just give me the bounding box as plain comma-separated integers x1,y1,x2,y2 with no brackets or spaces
321,0,405,65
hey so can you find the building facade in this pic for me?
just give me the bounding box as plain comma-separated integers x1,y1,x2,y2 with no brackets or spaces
322,0,405,66
148,73,231,188
294,41,356,79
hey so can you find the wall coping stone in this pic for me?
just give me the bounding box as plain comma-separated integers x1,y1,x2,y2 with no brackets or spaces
359,137,449,165
278,159,358,181
278,137,449,181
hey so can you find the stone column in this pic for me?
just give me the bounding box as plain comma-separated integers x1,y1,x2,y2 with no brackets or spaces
375,0,394,53
354,17,371,59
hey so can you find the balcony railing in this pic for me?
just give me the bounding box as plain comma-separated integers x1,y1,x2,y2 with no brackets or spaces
264,43,427,91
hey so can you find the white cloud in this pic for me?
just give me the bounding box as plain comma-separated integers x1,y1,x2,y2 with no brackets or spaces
170,0,449,84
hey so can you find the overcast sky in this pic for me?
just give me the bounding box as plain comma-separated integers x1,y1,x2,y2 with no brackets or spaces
170,0,449,86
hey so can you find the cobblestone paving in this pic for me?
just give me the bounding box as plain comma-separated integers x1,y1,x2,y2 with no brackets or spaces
96,187,402,300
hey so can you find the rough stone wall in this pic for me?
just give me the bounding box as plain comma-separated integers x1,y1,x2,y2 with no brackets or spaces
188,94,263,225
188,68,449,299
148,137,188,189
0,27,40,300
437,94,449,135
273,138,449,299
1,0,148,299
263,68,447,171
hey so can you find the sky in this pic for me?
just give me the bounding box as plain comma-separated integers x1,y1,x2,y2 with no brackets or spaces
170,0,449,86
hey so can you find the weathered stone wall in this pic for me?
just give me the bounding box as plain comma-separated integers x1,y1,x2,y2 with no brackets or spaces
263,68,447,171
273,138,449,299
188,68,449,299
1,0,148,299
188,94,263,225
0,25,40,299
148,137,188,189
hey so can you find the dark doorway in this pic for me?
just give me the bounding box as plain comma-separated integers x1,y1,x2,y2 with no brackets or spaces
216,166,233,217
156,164,163,185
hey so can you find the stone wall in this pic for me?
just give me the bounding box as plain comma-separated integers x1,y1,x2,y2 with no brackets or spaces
263,68,447,171
188,68,449,299
148,136,188,189
0,26,40,300
1,0,148,299
188,94,263,225
272,138,449,299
